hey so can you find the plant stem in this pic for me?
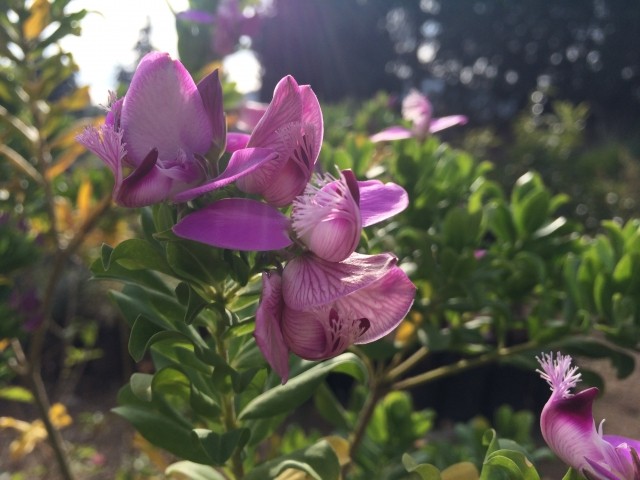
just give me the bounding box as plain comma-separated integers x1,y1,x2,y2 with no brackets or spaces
386,346,430,381
214,307,244,480
20,194,111,480
391,341,538,391
349,381,386,461
11,340,75,480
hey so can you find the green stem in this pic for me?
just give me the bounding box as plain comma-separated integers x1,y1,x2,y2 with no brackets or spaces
214,305,244,480
347,350,388,468
391,341,538,391
349,380,386,460
386,346,430,382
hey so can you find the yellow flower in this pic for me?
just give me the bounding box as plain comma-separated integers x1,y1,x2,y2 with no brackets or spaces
0,402,72,460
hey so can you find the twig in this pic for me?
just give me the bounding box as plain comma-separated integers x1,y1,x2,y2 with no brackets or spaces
11,339,75,480
391,341,538,391
386,346,430,382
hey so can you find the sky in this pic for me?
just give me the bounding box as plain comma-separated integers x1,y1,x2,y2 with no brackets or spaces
61,0,261,104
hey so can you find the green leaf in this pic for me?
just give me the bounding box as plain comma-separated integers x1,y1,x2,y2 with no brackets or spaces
561,467,586,480
442,207,482,251
593,273,613,317
166,241,226,287
192,428,251,465
313,383,349,430
92,257,173,294
402,453,442,479
245,439,341,480
112,405,210,464
238,353,367,420
486,202,516,244
514,190,550,237
165,461,227,480
106,238,173,275
130,373,153,402
0,386,34,403
153,202,176,233
128,316,164,362
175,282,210,325
100,243,114,270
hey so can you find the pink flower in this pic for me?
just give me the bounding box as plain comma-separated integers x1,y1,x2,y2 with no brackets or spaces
233,75,323,207
177,0,262,58
236,100,269,132
77,52,267,207
255,253,415,383
537,352,640,479
370,89,467,143
291,171,361,262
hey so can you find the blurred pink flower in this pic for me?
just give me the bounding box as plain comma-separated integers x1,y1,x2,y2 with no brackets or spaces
370,89,467,142
537,352,640,479
236,100,269,132
177,0,262,58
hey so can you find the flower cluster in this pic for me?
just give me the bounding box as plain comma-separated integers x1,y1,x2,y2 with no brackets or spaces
78,52,415,384
537,352,640,479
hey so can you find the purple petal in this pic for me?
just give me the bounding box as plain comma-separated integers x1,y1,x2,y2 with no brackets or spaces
235,148,286,198
254,271,290,383
173,147,278,202
299,85,323,164
226,133,251,153
402,90,432,136
339,264,415,343
176,9,216,23
281,307,338,360
282,252,398,311
292,174,361,262
236,101,268,132
76,125,125,181
197,69,225,151
369,126,413,143
235,76,322,207
281,265,414,359
172,198,292,251
603,435,640,476
604,436,640,460
248,76,302,149
121,52,212,166
116,149,174,207
358,180,409,227
258,149,311,207
429,115,468,133
541,387,634,478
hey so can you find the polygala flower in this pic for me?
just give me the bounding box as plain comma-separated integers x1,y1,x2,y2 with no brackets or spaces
291,171,361,262
255,253,415,383
77,52,225,207
78,52,272,207
233,75,323,207
537,352,640,479
370,89,468,143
